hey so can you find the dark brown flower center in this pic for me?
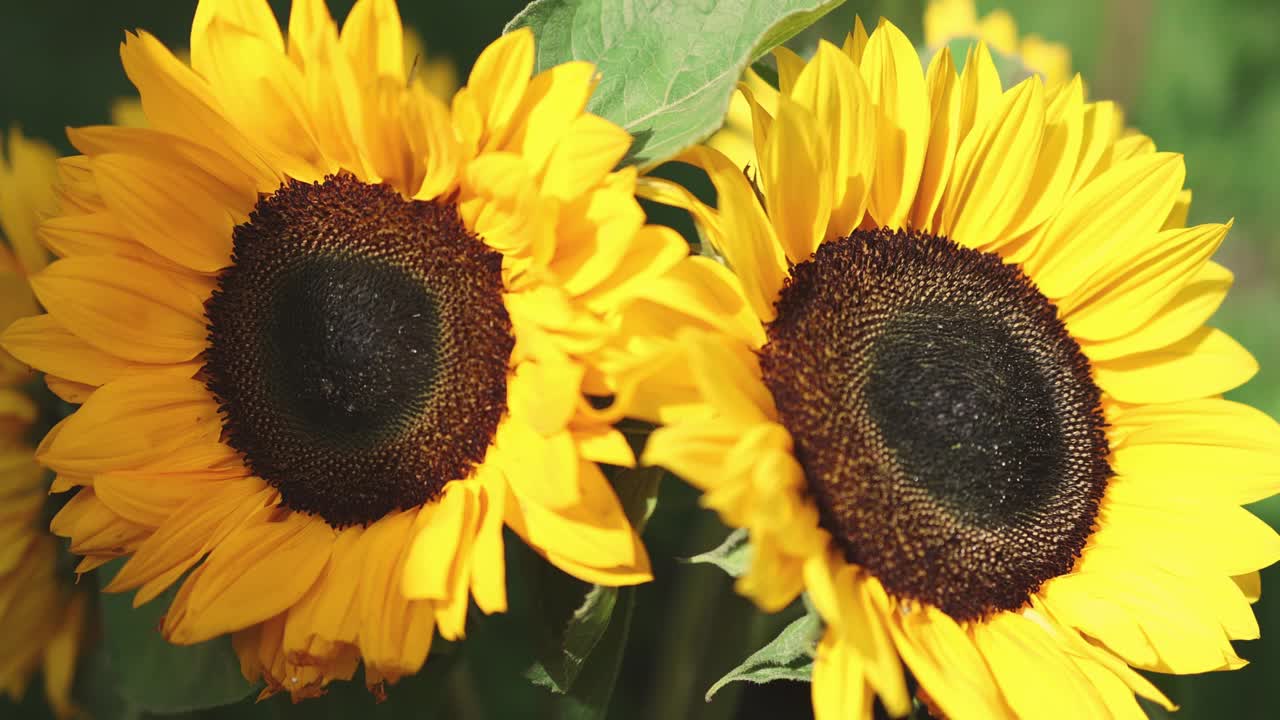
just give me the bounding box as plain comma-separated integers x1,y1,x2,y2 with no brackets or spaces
204,174,513,527
759,228,1110,621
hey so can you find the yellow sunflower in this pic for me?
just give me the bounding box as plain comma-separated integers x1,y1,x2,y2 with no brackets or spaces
0,0,681,700
0,129,88,720
638,19,1280,719
925,0,1072,88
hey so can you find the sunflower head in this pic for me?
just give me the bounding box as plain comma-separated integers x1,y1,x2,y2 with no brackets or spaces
0,0,689,700
641,17,1278,719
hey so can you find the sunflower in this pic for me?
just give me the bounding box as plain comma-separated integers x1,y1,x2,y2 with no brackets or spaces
0,129,88,720
925,0,1072,88
637,19,1280,719
0,0,679,700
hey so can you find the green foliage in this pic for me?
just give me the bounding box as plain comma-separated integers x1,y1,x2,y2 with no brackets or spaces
704,609,822,701
505,0,846,167
95,561,257,715
685,528,752,578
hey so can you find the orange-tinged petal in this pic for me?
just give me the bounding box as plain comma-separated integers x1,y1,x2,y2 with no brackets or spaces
165,511,333,644
119,31,278,189
339,0,406,85
92,152,242,272
0,314,201,388
37,376,222,476
30,256,208,364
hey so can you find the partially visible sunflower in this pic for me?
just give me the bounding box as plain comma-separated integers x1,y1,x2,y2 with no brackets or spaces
638,18,1280,719
0,129,88,720
1,0,683,700
925,0,1072,88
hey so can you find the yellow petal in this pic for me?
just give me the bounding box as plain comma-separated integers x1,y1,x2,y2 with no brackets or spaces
760,96,830,262
860,20,929,228
973,612,1109,719
1093,327,1257,404
468,29,535,149
1109,397,1280,505
30,256,208,364
886,601,1011,718
0,313,201,387
106,479,271,604
1027,152,1186,299
405,83,462,200
469,470,508,614
842,17,870,65
506,61,600,175
910,46,960,232
791,41,875,239
1082,260,1231,361
338,0,405,84
91,152,242,272
680,147,786,320
496,419,581,511
119,31,278,188
685,331,774,426
504,460,644,580
165,511,333,644
36,376,222,476
540,114,631,202
1002,75,1085,240
1098,489,1280,577
811,631,871,720
0,128,59,276
69,125,259,209
941,77,1046,249
1064,221,1229,340
39,211,174,268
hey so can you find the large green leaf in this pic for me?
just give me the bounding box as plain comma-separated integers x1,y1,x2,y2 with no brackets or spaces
96,560,257,714
704,609,822,701
505,0,847,167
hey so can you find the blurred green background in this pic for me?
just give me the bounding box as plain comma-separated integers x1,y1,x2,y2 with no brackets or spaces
1,0,1278,718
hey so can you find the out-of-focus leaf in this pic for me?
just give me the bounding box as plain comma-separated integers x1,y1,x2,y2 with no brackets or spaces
704,609,822,701
685,528,752,578
96,560,256,714
505,0,847,167
553,586,637,720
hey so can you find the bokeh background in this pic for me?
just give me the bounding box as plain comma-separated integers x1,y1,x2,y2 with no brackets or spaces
1,0,1277,718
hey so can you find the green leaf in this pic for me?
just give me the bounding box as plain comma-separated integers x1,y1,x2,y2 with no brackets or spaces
705,609,822,701
96,560,257,714
609,464,664,533
505,0,847,168
525,581,621,694
685,527,752,577
552,586,637,720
